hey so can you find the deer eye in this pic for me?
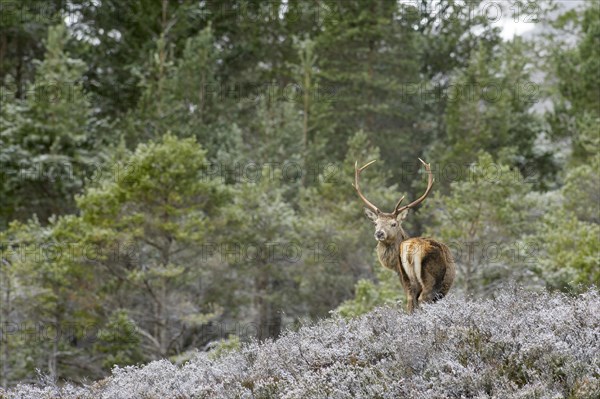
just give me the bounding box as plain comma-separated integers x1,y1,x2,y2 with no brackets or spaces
391,222,397,227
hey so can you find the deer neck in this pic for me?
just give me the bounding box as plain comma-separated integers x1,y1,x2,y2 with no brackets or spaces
376,233,406,272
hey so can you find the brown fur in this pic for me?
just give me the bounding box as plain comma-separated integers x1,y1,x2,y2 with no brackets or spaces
366,209,456,313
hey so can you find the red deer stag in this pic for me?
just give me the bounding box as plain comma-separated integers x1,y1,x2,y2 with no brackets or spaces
354,158,455,313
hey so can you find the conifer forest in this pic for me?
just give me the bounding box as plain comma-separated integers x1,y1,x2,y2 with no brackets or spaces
0,1,598,397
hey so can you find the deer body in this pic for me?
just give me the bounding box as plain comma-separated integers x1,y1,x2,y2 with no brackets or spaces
355,159,455,313
376,235,455,313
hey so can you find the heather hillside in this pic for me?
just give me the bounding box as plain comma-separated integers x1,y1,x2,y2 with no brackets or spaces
3,288,599,399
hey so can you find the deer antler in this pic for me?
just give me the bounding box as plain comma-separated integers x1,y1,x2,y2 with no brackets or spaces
354,158,434,216
394,158,434,216
353,160,381,214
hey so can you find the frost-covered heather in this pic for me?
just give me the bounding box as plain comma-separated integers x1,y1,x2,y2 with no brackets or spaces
3,288,599,399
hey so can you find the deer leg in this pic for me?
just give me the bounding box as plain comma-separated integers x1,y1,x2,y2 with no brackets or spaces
406,294,415,313
397,270,417,314
409,250,430,308
417,267,437,305
418,283,435,305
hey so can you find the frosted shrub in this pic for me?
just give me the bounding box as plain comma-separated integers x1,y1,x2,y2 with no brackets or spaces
3,288,599,398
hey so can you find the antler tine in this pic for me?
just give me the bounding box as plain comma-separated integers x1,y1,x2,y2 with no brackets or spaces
353,160,381,214
395,158,434,215
393,195,405,213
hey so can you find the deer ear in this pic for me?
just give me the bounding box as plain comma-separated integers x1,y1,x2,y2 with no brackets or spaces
364,208,378,222
396,209,409,222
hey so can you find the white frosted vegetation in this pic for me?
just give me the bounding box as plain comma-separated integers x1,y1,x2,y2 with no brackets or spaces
3,288,599,399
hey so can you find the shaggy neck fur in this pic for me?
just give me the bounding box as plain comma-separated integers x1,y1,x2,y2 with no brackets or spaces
375,228,408,272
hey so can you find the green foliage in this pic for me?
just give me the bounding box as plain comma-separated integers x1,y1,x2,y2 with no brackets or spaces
207,335,241,360
562,153,600,224
554,4,600,117
335,267,404,319
413,0,503,77
95,310,144,369
436,39,554,189
532,208,600,291
532,2,600,292
548,3,600,165
297,131,402,317
0,23,108,227
424,152,539,295
3,135,232,382
0,0,61,91
0,216,101,383
79,133,228,227
75,134,229,358
315,0,426,170
66,0,212,115
219,166,299,340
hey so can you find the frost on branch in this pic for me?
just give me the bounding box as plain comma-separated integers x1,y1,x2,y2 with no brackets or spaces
3,288,599,398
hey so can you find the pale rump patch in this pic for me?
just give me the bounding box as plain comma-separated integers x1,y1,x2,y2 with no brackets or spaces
401,241,418,284
401,241,425,287
413,246,424,287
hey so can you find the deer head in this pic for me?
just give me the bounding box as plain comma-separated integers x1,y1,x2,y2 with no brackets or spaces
353,158,434,244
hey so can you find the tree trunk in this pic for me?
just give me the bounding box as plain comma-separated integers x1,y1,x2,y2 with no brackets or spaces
15,35,23,99
0,32,7,84
256,267,282,341
301,58,311,187
48,290,61,383
158,280,168,356
1,266,11,387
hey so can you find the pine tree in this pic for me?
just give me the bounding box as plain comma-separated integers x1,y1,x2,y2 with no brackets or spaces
75,134,229,359
0,23,107,227
424,152,539,296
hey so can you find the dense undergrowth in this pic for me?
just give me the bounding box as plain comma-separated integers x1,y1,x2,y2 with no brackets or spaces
2,288,599,399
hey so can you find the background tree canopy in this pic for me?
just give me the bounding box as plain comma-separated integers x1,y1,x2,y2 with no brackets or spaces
0,0,598,387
